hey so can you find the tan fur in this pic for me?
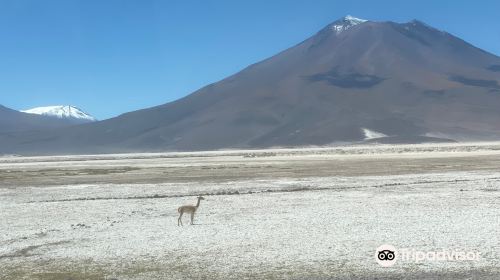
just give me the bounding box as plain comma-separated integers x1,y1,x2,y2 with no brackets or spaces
177,196,204,226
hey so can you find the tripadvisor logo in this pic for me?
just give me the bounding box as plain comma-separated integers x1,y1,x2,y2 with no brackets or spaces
375,244,481,267
375,244,397,267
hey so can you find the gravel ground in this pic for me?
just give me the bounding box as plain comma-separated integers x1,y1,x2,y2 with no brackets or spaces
1,144,500,279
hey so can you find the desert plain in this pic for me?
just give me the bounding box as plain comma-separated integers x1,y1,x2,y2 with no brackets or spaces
1,142,500,279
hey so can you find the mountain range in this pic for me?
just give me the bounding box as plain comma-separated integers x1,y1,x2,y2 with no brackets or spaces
0,105,95,134
21,105,97,123
1,16,500,155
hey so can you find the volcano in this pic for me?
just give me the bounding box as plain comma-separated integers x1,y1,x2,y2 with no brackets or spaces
0,105,87,133
2,16,500,155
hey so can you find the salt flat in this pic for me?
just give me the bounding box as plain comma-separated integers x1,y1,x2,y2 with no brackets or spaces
1,143,500,279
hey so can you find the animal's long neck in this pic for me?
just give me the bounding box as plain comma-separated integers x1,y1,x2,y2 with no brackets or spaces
195,197,201,208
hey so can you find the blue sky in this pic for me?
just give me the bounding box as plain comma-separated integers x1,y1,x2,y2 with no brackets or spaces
1,0,499,120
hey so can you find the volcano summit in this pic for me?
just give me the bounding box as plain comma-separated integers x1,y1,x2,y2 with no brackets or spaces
2,16,500,154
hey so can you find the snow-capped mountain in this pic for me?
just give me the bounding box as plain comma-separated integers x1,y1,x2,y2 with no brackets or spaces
329,15,367,34
1,104,91,133
2,15,500,154
21,106,97,122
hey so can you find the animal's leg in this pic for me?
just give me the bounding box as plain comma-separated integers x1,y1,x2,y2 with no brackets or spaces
178,212,183,226
190,212,194,225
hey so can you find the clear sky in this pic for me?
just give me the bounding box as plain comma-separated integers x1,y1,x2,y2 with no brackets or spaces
1,0,499,120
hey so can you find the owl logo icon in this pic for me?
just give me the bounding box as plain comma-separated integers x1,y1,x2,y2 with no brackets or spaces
375,244,397,267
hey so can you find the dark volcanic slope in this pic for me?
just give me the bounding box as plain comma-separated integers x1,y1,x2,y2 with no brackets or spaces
2,17,500,154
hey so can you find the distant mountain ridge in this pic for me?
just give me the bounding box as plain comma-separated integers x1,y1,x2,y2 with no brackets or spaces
22,105,97,123
0,105,84,133
1,16,500,155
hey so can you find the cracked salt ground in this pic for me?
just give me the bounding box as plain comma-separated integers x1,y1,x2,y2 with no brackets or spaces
1,172,499,279
1,145,500,279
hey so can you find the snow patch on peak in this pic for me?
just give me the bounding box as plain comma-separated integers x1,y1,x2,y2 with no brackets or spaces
344,15,367,23
330,15,368,34
361,128,387,140
21,105,97,122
